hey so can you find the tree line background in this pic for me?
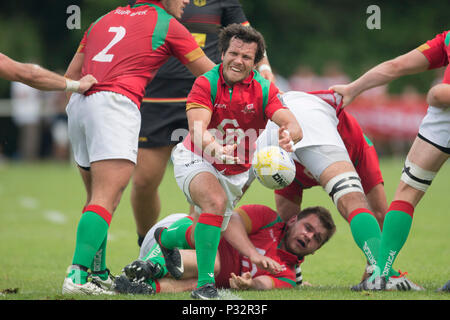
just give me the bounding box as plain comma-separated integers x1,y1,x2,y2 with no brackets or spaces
0,0,449,98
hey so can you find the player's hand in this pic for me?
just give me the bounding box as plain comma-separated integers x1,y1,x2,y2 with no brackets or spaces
77,74,98,94
249,252,285,275
278,127,295,153
229,272,253,290
328,84,355,108
215,144,239,164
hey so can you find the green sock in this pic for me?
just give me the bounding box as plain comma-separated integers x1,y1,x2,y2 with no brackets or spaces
67,265,89,285
195,213,223,288
91,235,107,277
142,242,167,279
348,209,381,268
160,217,194,250
71,209,110,276
378,201,414,278
145,278,159,293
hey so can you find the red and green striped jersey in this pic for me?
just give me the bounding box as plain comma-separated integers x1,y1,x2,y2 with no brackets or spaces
183,63,286,175
77,1,205,107
417,30,450,84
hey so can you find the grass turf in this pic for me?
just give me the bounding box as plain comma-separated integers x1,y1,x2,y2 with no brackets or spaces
0,157,449,301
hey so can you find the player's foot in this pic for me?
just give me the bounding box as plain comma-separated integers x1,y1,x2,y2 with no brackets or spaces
123,259,163,282
62,276,114,295
113,274,154,295
90,268,115,290
385,271,424,291
191,283,219,300
351,275,387,291
437,280,450,292
154,227,184,279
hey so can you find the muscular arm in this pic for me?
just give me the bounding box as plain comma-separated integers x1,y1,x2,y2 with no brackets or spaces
0,53,95,93
185,55,216,77
274,193,301,221
270,108,303,151
223,213,282,274
229,272,275,290
330,49,430,107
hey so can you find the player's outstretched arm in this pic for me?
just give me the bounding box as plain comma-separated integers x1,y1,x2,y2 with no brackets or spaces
0,53,96,93
330,49,430,107
223,214,283,274
229,272,276,290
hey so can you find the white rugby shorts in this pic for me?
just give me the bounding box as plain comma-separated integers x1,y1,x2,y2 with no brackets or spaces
418,105,450,153
257,91,351,181
66,91,141,168
171,143,251,216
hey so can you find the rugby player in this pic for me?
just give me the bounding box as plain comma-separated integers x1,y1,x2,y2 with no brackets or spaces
154,24,302,299
256,90,423,291
130,0,275,247
113,204,336,294
330,30,450,290
61,0,216,295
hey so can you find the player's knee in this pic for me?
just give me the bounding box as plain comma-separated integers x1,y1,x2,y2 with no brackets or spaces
324,171,365,207
401,158,437,192
202,195,227,214
132,170,160,192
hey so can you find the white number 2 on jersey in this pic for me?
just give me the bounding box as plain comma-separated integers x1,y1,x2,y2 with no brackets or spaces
92,26,126,62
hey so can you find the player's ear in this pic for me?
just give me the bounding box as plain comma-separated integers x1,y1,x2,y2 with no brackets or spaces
286,215,297,227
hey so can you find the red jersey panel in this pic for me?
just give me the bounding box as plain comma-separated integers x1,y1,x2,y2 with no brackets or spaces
275,91,384,203
418,30,450,84
78,1,204,107
216,204,301,289
183,64,286,175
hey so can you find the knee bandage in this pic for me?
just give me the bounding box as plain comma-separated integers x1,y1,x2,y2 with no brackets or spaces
401,158,436,192
324,172,364,206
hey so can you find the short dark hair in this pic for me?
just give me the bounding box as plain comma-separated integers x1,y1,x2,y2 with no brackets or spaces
297,206,336,247
218,24,266,64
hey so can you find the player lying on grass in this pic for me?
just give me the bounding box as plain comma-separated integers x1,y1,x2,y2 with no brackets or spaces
255,90,423,291
111,204,336,295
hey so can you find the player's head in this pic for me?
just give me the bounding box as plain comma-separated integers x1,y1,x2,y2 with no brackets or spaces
219,24,266,86
160,0,189,19
283,206,336,258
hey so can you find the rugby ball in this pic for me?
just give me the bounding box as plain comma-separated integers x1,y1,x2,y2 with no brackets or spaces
251,145,296,190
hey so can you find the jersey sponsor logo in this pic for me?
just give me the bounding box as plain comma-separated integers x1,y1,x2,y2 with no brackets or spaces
193,0,207,7
114,8,149,16
214,103,227,109
241,103,255,114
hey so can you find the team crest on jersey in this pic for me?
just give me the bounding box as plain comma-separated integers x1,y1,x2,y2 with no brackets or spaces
193,0,206,7
277,93,287,107
242,103,255,114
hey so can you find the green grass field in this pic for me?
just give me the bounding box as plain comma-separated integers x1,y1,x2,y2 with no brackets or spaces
0,157,449,301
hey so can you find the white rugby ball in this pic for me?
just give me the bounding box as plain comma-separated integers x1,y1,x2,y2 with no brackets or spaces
251,145,296,190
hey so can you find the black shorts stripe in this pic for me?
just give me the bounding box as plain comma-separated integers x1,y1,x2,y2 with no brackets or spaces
417,133,450,154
